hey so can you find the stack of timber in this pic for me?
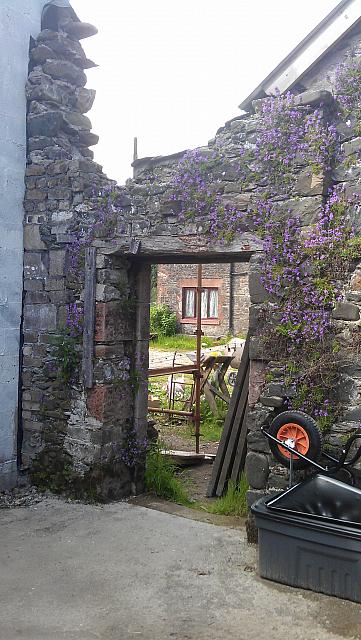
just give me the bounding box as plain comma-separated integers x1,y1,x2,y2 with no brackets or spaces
207,336,250,497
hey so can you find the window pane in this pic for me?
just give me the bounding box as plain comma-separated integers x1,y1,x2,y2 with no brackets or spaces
201,289,208,318
184,289,195,317
209,289,218,317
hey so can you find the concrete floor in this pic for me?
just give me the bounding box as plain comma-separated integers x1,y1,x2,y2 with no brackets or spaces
1,498,361,640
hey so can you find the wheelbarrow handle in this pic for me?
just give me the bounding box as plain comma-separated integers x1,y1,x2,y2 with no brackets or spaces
338,432,361,468
261,427,326,472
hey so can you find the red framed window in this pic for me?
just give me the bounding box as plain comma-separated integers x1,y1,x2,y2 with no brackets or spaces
182,287,218,319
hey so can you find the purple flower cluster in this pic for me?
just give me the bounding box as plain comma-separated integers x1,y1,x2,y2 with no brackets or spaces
335,56,361,121
65,302,83,338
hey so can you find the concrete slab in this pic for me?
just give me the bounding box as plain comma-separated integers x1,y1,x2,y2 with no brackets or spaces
1,498,361,640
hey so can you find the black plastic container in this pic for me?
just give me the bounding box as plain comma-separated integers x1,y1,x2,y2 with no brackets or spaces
251,475,361,603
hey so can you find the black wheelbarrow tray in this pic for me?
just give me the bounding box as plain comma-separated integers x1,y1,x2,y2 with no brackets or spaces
251,474,361,603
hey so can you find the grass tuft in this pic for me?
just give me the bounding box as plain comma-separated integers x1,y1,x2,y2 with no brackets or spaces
145,442,191,506
151,334,222,352
208,475,249,517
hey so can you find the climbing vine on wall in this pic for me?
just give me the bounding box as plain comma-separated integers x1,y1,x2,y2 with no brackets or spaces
170,81,361,430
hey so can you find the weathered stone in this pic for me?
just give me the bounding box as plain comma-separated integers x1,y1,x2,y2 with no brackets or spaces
28,112,64,137
280,196,323,226
333,159,361,182
23,225,47,251
342,137,361,157
246,489,266,509
293,169,325,196
245,452,269,489
332,302,360,321
248,255,268,304
249,336,267,360
247,429,270,454
25,165,45,176
95,301,134,342
75,87,96,113
260,395,284,408
30,44,56,64
43,60,87,87
79,131,99,146
342,406,361,421
62,21,98,41
23,305,57,332
49,250,66,277
267,472,289,491
63,112,92,132
249,360,266,407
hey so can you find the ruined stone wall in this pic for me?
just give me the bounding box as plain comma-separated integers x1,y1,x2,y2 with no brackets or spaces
21,19,361,501
22,27,147,499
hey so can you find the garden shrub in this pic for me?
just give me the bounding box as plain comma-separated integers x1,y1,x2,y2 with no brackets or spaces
150,303,178,337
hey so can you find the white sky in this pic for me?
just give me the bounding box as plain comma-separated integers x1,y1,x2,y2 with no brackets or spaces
70,0,340,184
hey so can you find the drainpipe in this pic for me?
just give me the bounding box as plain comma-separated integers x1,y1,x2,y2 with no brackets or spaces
229,262,235,335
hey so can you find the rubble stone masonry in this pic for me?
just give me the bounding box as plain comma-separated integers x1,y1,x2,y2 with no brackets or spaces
21,18,361,500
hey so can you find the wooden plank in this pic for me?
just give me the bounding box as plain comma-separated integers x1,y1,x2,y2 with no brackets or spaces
148,364,198,377
82,247,96,388
206,337,249,497
230,406,249,484
215,367,249,496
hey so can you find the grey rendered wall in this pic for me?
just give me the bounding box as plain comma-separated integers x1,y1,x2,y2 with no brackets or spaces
0,0,47,489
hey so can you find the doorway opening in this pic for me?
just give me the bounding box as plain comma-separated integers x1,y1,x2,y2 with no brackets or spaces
135,254,251,500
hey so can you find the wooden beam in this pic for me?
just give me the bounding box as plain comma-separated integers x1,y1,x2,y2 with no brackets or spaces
206,337,249,497
215,367,249,496
148,364,198,377
82,247,96,388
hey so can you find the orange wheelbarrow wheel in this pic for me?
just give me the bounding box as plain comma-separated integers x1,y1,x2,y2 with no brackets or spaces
268,411,323,470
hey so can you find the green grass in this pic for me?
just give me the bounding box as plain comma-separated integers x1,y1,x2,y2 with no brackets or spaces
145,442,191,505
207,476,249,517
200,399,227,442
150,334,223,352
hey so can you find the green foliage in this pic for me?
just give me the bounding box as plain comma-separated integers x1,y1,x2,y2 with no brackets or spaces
200,399,226,442
53,330,81,385
145,442,191,505
208,476,249,517
150,304,178,337
151,264,158,304
151,334,220,351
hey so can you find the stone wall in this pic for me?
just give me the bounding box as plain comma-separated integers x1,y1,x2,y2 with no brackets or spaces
157,262,250,337
20,17,361,501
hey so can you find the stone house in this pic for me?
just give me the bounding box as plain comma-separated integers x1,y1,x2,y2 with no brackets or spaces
1,0,361,501
156,262,250,337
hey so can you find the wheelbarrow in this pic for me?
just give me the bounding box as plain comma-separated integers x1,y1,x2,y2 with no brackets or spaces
251,411,361,602
261,410,361,486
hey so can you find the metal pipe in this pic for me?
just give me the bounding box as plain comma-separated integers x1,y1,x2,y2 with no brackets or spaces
148,408,194,417
194,264,203,453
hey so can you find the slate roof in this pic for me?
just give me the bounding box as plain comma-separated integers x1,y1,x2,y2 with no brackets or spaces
239,0,361,111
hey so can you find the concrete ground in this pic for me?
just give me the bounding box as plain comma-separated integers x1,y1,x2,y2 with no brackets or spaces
1,498,361,640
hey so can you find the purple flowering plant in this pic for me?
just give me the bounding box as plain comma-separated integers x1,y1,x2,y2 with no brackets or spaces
169,82,361,428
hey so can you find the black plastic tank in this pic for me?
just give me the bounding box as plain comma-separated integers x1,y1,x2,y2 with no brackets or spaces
251,474,361,603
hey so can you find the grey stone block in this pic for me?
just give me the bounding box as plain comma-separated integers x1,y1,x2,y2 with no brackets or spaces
24,225,47,251
246,489,266,509
23,304,57,332
247,429,270,454
332,302,360,321
260,395,284,408
245,452,269,489
28,112,64,138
